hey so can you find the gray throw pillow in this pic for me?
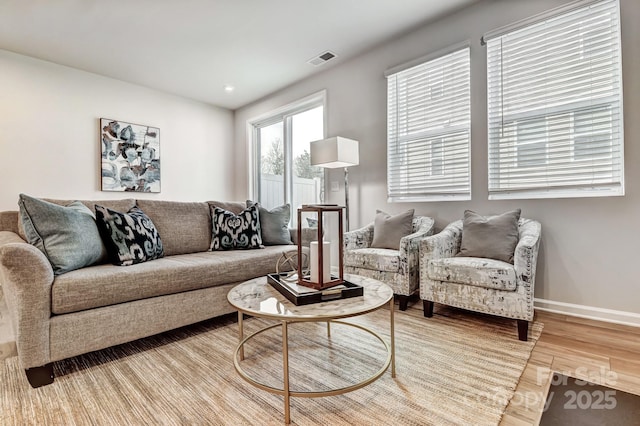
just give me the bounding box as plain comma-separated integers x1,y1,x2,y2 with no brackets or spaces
246,201,293,245
370,209,414,250
457,209,521,263
18,194,106,275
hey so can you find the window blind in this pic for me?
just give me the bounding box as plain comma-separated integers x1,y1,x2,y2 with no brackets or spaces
387,46,470,202
486,0,623,199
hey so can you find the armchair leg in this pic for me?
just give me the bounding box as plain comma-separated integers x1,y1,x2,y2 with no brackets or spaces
25,363,54,388
397,295,409,311
517,320,529,341
423,300,434,318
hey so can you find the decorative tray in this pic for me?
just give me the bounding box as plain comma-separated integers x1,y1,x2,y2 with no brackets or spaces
267,273,363,306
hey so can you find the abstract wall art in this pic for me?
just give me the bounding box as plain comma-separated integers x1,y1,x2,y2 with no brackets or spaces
100,118,161,192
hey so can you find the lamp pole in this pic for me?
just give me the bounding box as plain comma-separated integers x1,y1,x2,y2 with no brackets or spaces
344,167,350,231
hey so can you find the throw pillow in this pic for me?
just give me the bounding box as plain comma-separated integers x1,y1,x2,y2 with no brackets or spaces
95,205,164,266
457,209,521,263
246,200,293,245
210,204,263,250
370,209,415,250
18,194,106,275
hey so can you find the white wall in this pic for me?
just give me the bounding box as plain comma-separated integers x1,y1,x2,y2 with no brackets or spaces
0,49,234,211
234,0,640,316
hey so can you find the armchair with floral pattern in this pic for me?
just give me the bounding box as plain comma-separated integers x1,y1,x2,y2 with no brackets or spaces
343,216,435,310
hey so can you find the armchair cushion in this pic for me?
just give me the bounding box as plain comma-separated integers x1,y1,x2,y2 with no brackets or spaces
427,257,517,291
371,209,414,250
344,247,400,273
457,209,521,263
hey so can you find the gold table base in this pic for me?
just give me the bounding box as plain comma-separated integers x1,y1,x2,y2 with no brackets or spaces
233,298,395,424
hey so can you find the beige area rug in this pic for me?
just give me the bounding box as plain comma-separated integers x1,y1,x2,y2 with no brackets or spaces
0,307,542,425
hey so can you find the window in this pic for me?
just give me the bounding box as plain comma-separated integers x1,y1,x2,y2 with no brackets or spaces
386,45,471,202
486,0,623,199
249,92,325,224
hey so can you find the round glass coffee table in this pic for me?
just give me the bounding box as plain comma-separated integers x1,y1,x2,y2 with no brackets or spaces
227,274,395,425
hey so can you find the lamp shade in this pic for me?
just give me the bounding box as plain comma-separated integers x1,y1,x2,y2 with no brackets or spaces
310,137,359,169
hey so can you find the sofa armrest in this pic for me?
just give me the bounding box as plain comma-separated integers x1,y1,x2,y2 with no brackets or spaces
0,231,54,368
514,219,542,293
420,220,463,261
343,223,374,250
0,211,19,234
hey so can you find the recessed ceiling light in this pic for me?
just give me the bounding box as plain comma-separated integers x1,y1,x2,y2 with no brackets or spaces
223,85,235,93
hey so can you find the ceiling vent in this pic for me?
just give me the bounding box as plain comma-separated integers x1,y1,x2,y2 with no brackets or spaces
308,51,337,66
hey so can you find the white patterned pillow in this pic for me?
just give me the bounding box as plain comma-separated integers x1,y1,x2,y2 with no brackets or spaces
95,205,164,266
210,204,263,250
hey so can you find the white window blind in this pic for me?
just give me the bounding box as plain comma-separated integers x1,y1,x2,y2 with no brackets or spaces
487,0,623,199
386,46,470,202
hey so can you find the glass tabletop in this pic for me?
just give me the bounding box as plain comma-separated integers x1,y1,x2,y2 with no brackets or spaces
227,274,393,321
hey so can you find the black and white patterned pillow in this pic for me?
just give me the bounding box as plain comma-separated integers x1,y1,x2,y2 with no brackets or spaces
95,205,164,266
210,204,263,250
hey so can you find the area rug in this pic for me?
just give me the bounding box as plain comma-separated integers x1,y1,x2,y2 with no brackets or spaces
0,307,542,425
540,373,640,425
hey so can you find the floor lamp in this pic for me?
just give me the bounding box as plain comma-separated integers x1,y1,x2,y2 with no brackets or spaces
310,136,359,231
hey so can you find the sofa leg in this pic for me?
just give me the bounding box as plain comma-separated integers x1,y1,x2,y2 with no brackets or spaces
517,320,529,342
397,295,409,311
423,300,434,318
25,363,54,388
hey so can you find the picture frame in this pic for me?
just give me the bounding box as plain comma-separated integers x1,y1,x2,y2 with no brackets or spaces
100,118,160,192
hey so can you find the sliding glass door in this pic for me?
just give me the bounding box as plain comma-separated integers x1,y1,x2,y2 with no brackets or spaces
252,93,325,225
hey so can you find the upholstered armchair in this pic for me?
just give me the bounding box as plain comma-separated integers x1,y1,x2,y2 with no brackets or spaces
419,217,541,341
344,216,435,310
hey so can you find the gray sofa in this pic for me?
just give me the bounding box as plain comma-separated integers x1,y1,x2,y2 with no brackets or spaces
0,198,311,387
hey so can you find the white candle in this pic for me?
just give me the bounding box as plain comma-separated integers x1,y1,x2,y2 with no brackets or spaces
309,241,331,284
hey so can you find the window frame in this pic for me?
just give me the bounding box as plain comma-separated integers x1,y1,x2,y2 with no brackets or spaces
485,0,624,200
246,91,327,211
385,43,471,203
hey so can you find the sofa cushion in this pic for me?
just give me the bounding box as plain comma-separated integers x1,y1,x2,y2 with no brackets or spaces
18,194,106,275
344,247,400,273
427,257,517,291
457,209,521,264
371,209,414,250
136,200,211,256
210,205,263,250
51,246,298,314
207,201,245,215
246,200,293,246
17,198,136,242
95,205,164,266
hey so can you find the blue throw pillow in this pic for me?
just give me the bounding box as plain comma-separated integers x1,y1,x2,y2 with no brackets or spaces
18,194,106,275
95,205,164,266
210,204,263,250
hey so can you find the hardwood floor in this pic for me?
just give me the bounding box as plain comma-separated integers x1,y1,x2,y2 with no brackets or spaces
499,310,640,425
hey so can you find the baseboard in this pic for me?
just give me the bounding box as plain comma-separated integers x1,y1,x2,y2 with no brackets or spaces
534,298,640,327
